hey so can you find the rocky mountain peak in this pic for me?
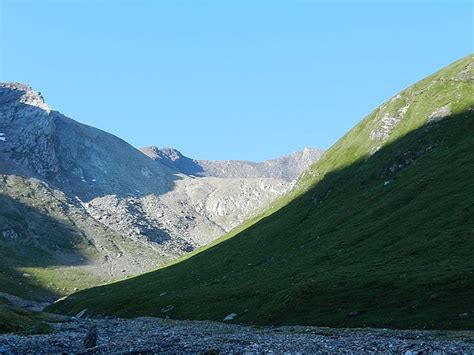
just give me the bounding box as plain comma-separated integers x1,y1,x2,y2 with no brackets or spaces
0,82,51,113
152,147,184,161
0,81,325,301
140,146,324,180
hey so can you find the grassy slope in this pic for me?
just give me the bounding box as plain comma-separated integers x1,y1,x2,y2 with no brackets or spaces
0,175,169,303
50,56,474,329
0,298,53,335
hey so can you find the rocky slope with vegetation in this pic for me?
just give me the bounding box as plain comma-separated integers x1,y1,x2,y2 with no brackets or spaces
51,55,474,330
0,82,322,303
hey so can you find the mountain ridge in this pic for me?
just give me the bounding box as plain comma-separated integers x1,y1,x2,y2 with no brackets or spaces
141,146,324,180
50,54,474,330
0,82,322,301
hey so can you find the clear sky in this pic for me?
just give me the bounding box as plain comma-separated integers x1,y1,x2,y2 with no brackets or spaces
0,0,472,161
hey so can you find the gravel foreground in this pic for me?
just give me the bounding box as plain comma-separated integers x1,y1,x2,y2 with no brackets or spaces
0,316,473,354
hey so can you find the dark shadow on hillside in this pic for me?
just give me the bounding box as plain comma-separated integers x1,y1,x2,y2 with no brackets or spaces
55,109,474,329
146,147,206,177
169,109,473,265
0,193,92,302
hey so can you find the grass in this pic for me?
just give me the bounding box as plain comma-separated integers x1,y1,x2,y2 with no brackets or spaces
47,54,474,329
0,298,53,335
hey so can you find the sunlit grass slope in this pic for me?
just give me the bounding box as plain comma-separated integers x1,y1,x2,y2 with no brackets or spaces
50,55,474,329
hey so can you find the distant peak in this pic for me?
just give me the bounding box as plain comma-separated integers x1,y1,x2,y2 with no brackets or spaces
140,146,186,162
0,82,51,113
159,147,183,159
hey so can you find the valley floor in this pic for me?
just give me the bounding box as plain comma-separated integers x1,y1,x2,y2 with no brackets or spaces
0,316,473,354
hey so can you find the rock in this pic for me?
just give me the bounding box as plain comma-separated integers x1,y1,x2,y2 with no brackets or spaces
427,104,452,123
161,305,174,313
0,83,324,295
142,146,324,181
75,309,88,318
83,325,97,349
0,317,473,353
223,313,237,321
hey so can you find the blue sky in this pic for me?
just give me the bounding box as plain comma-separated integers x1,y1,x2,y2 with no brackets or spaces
0,0,472,161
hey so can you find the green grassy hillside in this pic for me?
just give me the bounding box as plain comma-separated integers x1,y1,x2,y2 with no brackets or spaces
49,55,474,330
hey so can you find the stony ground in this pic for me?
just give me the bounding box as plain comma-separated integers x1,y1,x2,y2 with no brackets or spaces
0,316,473,354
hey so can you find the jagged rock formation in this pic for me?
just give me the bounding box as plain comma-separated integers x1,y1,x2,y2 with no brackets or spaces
0,82,323,300
141,146,324,180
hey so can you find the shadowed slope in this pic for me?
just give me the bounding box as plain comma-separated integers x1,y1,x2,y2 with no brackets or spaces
50,56,474,329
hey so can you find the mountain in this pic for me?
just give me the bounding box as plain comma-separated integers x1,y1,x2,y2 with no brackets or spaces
0,82,321,301
141,146,324,180
50,55,474,330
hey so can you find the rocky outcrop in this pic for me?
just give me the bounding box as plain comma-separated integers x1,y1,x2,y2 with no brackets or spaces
0,82,323,298
142,146,324,181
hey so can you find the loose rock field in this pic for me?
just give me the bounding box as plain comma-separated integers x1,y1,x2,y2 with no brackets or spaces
0,316,473,353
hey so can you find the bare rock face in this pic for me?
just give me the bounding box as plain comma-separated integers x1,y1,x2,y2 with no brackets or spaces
83,325,97,349
0,82,323,298
141,146,324,181
0,83,58,179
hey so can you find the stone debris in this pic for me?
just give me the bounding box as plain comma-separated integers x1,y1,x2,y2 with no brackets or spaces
0,82,324,292
370,102,410,142
161,305,174,313
0,317,472,353
427,104,452,123
223,313,237,321
83,325,97,349
75,309,88,319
